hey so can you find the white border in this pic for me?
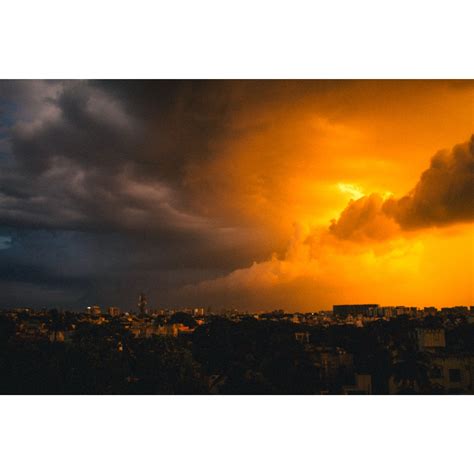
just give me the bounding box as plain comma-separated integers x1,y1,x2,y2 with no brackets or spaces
0,395,472,474
1,1,473,78
1,2,472,473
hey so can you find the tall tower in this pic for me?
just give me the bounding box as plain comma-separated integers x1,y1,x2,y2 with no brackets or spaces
138,292,148,316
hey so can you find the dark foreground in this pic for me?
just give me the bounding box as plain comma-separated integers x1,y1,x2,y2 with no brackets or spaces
1,311,473,394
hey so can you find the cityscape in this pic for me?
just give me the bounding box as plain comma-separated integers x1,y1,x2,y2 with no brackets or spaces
1,295,473,394
2,9,473,474
0,80,473,395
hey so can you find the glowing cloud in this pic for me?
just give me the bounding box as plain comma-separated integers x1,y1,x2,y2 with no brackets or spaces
338,183,365,201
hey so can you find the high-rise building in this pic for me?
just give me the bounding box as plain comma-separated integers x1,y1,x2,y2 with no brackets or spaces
138,293,147,315
333,304,379,317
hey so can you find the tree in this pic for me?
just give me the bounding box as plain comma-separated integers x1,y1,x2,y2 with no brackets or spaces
391,347,431,394
169,312,197,328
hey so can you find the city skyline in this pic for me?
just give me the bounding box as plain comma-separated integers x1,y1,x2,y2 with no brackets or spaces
3,297,473,395
2,4,473,472
4,300,473,315
0,80,473,310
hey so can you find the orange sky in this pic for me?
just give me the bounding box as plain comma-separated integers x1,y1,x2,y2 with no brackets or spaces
1,80,472,310
178,81,474,310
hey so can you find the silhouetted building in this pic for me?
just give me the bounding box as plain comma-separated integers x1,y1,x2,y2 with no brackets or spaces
138,293,147,315
107,306,121,317
294,331,310,344
343,374,372,395
428,354,474,394
333,304,378,317
415,328,446,352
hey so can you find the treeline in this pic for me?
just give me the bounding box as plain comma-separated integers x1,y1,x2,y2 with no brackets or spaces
0,315,472,394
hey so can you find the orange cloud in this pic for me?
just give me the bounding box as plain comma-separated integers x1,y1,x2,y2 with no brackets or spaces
178,134,474,311
329,136,474,241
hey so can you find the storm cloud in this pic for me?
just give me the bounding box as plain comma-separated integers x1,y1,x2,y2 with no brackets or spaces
384,136,474,229
0,80,296,307
329,136,474,241
0,80,473,310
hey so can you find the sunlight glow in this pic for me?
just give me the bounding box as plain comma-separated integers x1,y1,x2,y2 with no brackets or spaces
337,183,365,201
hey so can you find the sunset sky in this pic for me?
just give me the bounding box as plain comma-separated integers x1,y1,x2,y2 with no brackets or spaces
0,80,473,311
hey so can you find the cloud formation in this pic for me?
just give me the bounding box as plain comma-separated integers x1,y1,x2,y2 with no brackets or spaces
384,136,474,229
0,80,472,309
329,136,474,241
329,193,399,241
180,135,474,311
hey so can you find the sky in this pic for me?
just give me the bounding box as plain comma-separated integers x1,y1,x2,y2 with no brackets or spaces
0,80,473,311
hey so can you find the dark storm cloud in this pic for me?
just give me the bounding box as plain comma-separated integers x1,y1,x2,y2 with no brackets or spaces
0,80,291,307
0,80,319,245
0,81,212,234
383,135,474,229
329,136,474,240
0,228,235,308
0,80,353,236
2,80,471,308
11,84,139,173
